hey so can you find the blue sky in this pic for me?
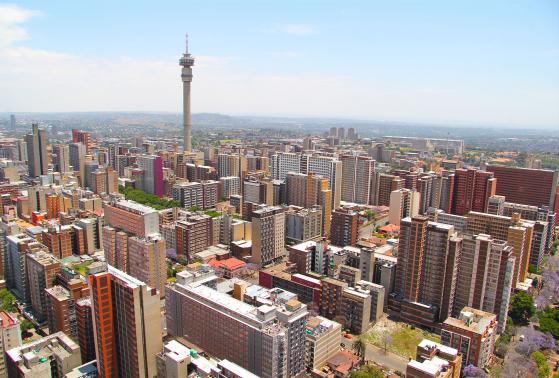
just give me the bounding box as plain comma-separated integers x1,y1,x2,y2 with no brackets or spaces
1,0,558,127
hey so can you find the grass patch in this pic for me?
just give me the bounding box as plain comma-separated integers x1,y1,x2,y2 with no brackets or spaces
72,261,93,275
366,323,440,359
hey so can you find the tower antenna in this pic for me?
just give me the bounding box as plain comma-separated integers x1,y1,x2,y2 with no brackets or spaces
185,33,189,54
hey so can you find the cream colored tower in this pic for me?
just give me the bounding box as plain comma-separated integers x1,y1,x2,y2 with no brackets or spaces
180,34,195,151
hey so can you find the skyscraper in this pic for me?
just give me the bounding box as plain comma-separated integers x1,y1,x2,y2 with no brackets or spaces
180,34,195,151
340,155,375,204
25,123,47,178
89,265,162,377
451,168,496,215
394,216,462,328
52,144,70,173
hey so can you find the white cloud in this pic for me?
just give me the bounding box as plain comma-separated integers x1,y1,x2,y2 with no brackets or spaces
0,3,40,46
280,24,316,36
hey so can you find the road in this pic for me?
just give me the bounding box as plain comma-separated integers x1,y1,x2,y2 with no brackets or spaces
340,335,408,374
364,343,408,374
359,218,388,239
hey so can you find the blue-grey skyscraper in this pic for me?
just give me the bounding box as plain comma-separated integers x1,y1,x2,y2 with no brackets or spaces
25,123,47,178
179,34,195,152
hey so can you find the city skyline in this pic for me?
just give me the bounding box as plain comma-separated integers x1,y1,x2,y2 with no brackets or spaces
0,1,558,128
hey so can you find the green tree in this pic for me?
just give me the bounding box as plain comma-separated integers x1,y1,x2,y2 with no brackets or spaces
0,289,16,312
20,319,34,335
532,351,550,378
509,291,535,325
350,365,384,378
352,335,367,364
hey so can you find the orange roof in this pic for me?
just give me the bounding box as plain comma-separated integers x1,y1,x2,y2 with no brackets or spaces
208,257,246,271
380,224,400,233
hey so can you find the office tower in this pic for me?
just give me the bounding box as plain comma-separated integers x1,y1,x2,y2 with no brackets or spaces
15,139,27,162
451,168,496,215
104,199,159,238
406,340,461,378
302,155,342,209
487,165,558,208
442,308,497,368
372,173,403,206
0,311,21,378
25,123,47,178
166,275,308,377
52,144,70,173
89,265,162,377
347,127,356,140
76,297,95,364
69,142,86,185
251,206,286,265
388,188,420,226
271,152,301,180
72,129,92,153
128,235,166,298
329,208,358,247
219,176,241,199
453,234,515,332
179,34,195,151
6,332,82,377
466,211,532,285
285,206,322,243
9,115,15,129
175,215,214,261
340,155,375,204
137,155,164,196
394,216,461,328
26,251,60,321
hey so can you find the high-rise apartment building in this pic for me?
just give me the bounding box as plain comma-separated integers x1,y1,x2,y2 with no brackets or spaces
104,199,159,238
406,339,461,378
394,216,461,328
72,129,92,153
26,251,61,321
487,165,559,208
451,168,496,215
271,152,301,180
137,155,164,197
89,265,162,378
128,235,167,298
371,173,403,206
76,297,95,364
302,155,342,209
166,275,308,377
442,307,497,368
329,208,358,247
175,214,214,261
252,206,286,265
25,124,48,178
285,172,332,236
453,234,515,332
304,316,342,372
388,188,420,226
285,206,322,243
0,311,21,378
340,155,375,204
219,176,241,199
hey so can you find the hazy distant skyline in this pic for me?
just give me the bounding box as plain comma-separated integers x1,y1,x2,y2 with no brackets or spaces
1,1,558,128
